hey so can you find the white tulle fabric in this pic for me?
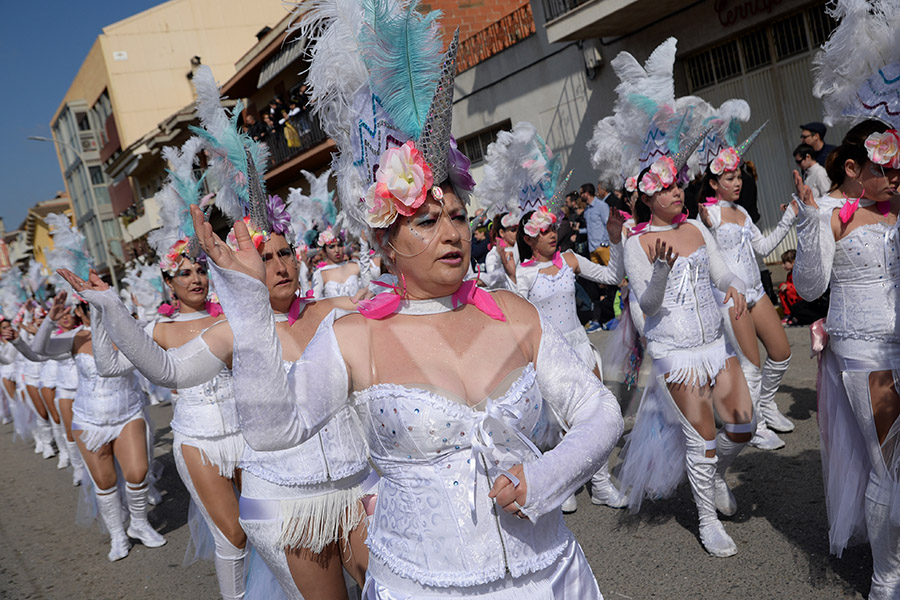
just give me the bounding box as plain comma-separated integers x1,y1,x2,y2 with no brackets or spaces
624,221,743,386
211,263,622,595
705,203,796,306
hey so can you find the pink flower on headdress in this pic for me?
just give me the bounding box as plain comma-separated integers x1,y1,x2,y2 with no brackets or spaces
865,130,900,169
523,206,557,237
226,216,266,250
160,238,189,275
369,141,434,224
710,147,740,175
624,176,638,193
639,156,678,195
317,227,338,247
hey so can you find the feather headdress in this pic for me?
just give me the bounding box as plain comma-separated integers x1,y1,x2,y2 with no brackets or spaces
122,263,165,310
45,213,93,289
476,122,566,220
148,136,207,273
299,0,475,242
189,65,269,226
813,0,900,129
588,38,707,195
0,268,27,320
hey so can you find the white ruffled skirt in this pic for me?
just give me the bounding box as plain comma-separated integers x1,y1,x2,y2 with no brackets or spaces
363,536,600,599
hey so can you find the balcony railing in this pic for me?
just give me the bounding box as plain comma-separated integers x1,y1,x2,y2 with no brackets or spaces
542,0,592,23
264,113,329,169
457,3,536,73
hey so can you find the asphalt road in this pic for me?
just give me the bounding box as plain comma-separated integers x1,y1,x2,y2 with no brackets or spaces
0,325,873,599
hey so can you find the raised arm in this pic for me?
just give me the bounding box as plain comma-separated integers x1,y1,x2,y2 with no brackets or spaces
624,236,672,317
78,288,230,387
570,241,624,284
747,204,797,258
520,312,624,519
26,317,73,359
311,269,324,299
89,305,135,376
793,200,834,301
210,262,350,451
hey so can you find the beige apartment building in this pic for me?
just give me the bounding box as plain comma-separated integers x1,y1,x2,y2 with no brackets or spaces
50,0,287,282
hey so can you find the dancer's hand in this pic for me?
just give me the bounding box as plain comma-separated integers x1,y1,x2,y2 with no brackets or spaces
489,463,529,520
57,269,109,295
46,291,70,321
726,287,747,320
607,209,625,245
499,244,517,280
190,206,265,283
1,326,17,341
699,204,713,228
792,170,818,210
649,238,678,267
350,288,374,304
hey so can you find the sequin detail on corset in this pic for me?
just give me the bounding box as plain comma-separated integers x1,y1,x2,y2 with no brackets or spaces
528,263,582,336
354,365,571,588
323,274,360,298
828,222,900,342
644,246,725,357
72,353,145,426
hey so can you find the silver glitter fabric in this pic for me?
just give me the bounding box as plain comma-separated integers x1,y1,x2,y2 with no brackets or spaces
419,30,459,186
245,148,270,233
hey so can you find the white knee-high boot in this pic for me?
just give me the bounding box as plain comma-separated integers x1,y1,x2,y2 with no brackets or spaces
125,480,167,548
758,356,794,432
590,461,628,508
865,473,900,600
37,417,56,459
714,418,754,517
50,420,69,469
743,360,785,450
96,486,131,561
215,538,248,600
66,439,85,486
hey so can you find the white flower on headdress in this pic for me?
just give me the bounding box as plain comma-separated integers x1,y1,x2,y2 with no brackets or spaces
500,213,520,228
865,130,900,169
318,227,338,247
523,207,556,237
639,156,677,195
363,185,400,228
710,147,740,175
624,176,638,193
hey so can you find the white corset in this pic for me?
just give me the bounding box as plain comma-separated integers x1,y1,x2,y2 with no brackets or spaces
39,359,58,386
170,367,242,438
644,247,724,356
714,221,765,304
323,274,360,298
355,365,572,588
240,360,369,487
527,264,582,337
828,222,900,343
73,353,145,426
56,357,79,393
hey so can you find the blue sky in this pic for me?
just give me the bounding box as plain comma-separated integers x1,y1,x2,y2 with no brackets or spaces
0,0,162,232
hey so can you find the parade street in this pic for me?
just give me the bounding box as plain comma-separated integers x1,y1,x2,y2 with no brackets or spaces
0,325,872,600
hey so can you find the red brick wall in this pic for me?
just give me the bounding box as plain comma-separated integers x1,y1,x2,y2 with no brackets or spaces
421,0,529,41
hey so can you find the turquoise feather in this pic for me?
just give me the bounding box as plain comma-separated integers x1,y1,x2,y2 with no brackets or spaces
359,0,444,139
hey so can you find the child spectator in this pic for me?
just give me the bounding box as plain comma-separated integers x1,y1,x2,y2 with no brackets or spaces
779,249,828,325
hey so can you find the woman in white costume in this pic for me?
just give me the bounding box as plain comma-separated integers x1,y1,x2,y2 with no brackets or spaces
194,3,624,596
480,213,519,290
311,227,365,298
65,67,369,600
592,38,755,558
792,3,900,596
19,309,57,458
694,106,798,450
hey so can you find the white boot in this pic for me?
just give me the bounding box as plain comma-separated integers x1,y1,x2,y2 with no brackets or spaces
66,439,85,486
590,462,628,508
561,494,577,513
758,356,794,433
743,362,785,450
687,453,737,558
51,421,70,469
214,539,247,600
37,418,57,459
865,479,900,600
125,481,167,548
33,416,48,454
96,486,131,561
714,425,751,517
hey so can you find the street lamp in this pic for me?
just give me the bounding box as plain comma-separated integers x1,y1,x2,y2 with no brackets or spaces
26,135,120,288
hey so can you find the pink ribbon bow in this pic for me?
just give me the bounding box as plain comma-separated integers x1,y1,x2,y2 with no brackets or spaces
157,303,177,317
358,279,506,322
205,301,224,317
809,318,828,357
632,212,687,235
836,194,888,223
702,196,719,207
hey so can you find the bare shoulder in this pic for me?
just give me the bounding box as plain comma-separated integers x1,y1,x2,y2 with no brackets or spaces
562,251,580,270
332,311,368,341
491,290,540,334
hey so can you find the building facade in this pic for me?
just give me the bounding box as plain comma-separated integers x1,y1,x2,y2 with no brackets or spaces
50,0,287,281
451,0,839,261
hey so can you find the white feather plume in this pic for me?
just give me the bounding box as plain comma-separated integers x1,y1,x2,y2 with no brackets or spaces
285,169,335,245
147,136,206,259
588,116,626,187
813,0,900,126
45,213,93,283
122,264,165,310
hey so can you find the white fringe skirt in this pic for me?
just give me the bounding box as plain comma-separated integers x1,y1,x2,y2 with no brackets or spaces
72,408,145,453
